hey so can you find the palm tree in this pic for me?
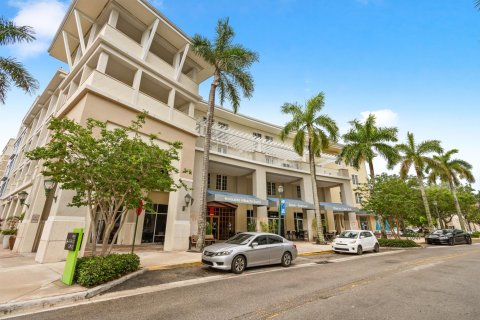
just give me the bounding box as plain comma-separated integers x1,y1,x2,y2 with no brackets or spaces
427,149,475,231
280,92,339,244
340,114,398,180
396,132,443,231
340,114,398,238
191,18,258,250
0,17,38,104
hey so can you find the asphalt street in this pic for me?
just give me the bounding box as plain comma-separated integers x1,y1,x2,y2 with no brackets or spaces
10,244,480,320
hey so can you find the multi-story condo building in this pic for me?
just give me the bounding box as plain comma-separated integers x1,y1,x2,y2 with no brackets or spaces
0,138,16,197
0,0,373,263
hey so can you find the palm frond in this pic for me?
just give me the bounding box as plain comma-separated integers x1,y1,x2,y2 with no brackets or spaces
0,57,38,100
292,130,305,156
0,17,35,45
0,70,10,104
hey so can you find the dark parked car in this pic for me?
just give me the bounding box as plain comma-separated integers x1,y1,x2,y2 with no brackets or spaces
425,229,472,246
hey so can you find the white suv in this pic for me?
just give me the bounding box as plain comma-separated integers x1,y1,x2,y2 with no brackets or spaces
331,230,380,255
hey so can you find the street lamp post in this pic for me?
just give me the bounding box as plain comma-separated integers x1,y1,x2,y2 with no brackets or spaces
278,185,284,237
433,200,441,230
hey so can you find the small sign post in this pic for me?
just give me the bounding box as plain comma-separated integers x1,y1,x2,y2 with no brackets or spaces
61,228,83,285
280,199,286,217
131,200,143,253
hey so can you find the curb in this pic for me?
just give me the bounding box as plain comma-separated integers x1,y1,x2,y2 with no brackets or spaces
0,268,146,317
146,261,202,271
299,250,333,256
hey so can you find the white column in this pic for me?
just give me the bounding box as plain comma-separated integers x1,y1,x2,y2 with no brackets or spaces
96,52,109,73
253,168,267,231
73,9,86,54
141,19,159,60
340,182,358,230
108,8,119,28
302,175,315,241
164,176,192,251
62,31,72,70
175,43,190,81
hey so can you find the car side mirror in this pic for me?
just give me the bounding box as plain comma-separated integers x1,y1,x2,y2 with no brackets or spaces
251,242,258,247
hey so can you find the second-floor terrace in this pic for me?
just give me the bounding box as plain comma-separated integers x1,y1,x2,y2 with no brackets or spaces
196,121,350,180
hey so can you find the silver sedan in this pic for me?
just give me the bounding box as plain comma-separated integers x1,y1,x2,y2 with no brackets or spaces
201,232,298,274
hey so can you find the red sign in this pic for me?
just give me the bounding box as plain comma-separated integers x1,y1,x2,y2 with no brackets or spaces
136,200,143,216
209,207,214,216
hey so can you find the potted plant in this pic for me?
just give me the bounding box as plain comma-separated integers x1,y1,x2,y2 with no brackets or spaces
2,214,22,250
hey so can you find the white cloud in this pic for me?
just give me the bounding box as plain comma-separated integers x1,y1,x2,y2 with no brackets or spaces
8,0,68,58
360,109,398,127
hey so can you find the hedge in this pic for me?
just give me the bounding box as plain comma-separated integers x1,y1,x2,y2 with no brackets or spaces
74,253,140,287
471,232,480,238
378,238,419,248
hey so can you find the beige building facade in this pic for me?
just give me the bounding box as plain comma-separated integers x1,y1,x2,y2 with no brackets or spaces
0,0,374,263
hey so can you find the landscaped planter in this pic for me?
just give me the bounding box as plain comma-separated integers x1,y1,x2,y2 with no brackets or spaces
2,235,11,249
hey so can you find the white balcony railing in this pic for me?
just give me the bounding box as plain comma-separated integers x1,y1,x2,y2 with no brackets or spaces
196,122,349,179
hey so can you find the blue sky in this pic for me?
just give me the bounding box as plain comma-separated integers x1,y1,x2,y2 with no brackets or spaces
0,0,479,189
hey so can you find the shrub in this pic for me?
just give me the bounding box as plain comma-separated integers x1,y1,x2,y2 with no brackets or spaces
2,229,17,235
74,253,140,287
471,232,480,238
378,238,419,248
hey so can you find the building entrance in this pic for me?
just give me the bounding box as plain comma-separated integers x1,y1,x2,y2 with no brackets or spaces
207,206,236,240
268,211,285,237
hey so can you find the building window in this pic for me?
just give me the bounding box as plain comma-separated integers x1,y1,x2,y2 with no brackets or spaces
218,122,229,129
265,136,273,142
296,186,301,198
207,173,210,188
253,132,262,139
216,175,227,191
267,182,276,196
352,174,359,185
355,192,362,204
247,210,256,230
217,144,227,154
294,212,304,231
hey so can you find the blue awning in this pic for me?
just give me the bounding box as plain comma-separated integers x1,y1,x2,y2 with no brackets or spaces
268,198,315,210
207,190,268,206
320,202,359,212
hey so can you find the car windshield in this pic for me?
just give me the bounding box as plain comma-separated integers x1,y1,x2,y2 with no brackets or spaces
225,233,254,245
432,230,453,235
338,231,359,239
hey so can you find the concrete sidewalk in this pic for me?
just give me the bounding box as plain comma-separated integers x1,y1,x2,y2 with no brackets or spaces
0,241,331,306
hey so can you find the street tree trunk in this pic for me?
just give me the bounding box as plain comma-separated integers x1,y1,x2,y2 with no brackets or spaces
309,140,325,244
449,180,467,231
196,72,219,251
416,168,434,231
369,159,387,238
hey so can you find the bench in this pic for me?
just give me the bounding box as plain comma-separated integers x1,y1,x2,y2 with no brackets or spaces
189,234,216,250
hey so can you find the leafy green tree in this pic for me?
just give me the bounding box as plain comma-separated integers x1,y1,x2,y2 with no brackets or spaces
341,114,398,237
427,149,475,231
280,92,339,244
191,18,258,250
357,174,421,239
426,185,455,229
27,113,185,255
0,17,38,104
457,185,480,230
396,132,443,231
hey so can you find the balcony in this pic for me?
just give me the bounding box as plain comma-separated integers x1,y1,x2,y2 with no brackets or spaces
98,24,199,93
196,122,349,179
83,71,197,132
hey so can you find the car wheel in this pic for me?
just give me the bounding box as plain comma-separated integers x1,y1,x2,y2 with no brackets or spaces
426,240,431,245
357,245,363,255
448,238,454,246
231,255,246,274
373,243,380,253
281,252,292,267
466,237,472,245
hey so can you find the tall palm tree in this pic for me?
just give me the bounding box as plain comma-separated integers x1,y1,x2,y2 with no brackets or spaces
340,114,398,180
0,17,38,104
192,18,258,250
280,92,339,244
427,149,475,231
396,132,443,231
340,114,398,238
